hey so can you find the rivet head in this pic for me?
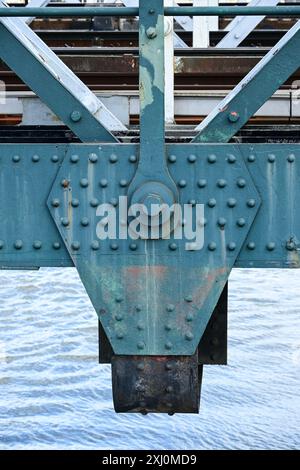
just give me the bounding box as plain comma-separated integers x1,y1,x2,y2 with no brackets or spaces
137,341,145,350
185,332,194,341
71,241,80,251
268,154,276,163
71,199,80,208
188,199,196,206
286,240,296,251
61,217,69,227
208,242,217,251
165,323,172,331
184,295,193,303
137,321,145,331
81,217,89,227
169,243,177,251
248,154,256,163
32,154,40,163
207,154,217,164
186,313,194,322
109,154,118,163
12,155,20,163
110,242,118,251
33,240,42,250
51,198,60,208
119,179,128,187
178,179,187,188
115,295,123,303
130,242,138,251
70,154,79,163
227,198,236,208
91,240,100,251
61,179,69,188
168,154,176,163
0,241,3,249
227,242,236,251
197,179,207,188
70,110,81,122
228,111,239,123
237,178,246,188
188,154,196,163
129,154,137,163
165,341,172,350
135,305,142,312
146,26,157,39
89,153,98,163
117,332,124,340
237,217,246,227
247,242,256,250
208,198,216,208
266,242,276,251
217,179,227,188
80,178,88,188
110,197,118,207
218,217,226,228
166,304,175,312
227,154,236,164
14,240,23,250
247,199,256,208
99,178,108,188
51,155,59,163
53,242,61,250
287,154,295,163
90,198,99,208
115,313,123,321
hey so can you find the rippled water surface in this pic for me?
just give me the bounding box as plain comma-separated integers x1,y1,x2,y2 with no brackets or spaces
0,268,299,450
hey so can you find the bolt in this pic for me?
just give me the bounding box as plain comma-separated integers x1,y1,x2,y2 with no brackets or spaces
70,110,81,122
146,27,157,39
228,111,240,123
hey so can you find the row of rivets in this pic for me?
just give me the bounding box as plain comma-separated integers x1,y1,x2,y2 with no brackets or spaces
68,153,137,164
0,241,62,250
11,155,59,163
167,154,238,164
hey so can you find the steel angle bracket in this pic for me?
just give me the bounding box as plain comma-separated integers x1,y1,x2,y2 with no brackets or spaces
47,143,261,356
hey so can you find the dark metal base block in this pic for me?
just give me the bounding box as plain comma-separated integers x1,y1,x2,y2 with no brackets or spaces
112,354,202,414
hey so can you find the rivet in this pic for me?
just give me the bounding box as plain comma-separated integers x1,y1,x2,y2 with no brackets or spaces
268,154,276,163
188,154,196,163
70,110,81,122
169,243,177,251
80,178,88,188
71,199,79,208
91,240,100,251
71,241,80,251
188,199,196,206
51,155,59,163
32,154,40,163
186,313,194,322
51,198,60,208
184,295,193,303
81,217,89,227
228,111,239,123
110,197,118,207
99,308,106,315
218,217,226,228
129,154,137,163
115,313,123,321
109,154,118,163
61,179,69,188
287,154,295,163
90,198,99,207
237,218,246,227
227,154,236,164
166,386,173,393
137,341,145,350
168,154,176,163
266,242,276,251
247,242,256,250
247,199,256,208
130,243,138,251
165,323,172,331
197,179,207,188
165,363,172,370
115,295,123,303
248,154,256,163
185,332,194,341
208,242,217,251
14,240,23,250
12,155,20,163
137,321,145,331
207,198,216,208
286,240,296,251
237,178,246,188
99,178,108,188
53,242,61,250
165,342,172,350
117,332,124,340
110,242,118,251
207,154,217,164
61,217,69,227
146,26,157,39
217,179,227,188
178,179,187,188
89,153,98,163
70,154,79,163
148,8,155,14
227,198,236,208
33,240,42,250
227,242,236,251
0,241,3,250
137,363,144,371
166,304,175,312
119,179,128,187
135,305,142,312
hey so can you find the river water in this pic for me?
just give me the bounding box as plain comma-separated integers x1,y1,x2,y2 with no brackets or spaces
0,267,299,449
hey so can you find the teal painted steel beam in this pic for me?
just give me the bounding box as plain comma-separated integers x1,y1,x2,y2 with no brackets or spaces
192,21,300,144
0,7,139,17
